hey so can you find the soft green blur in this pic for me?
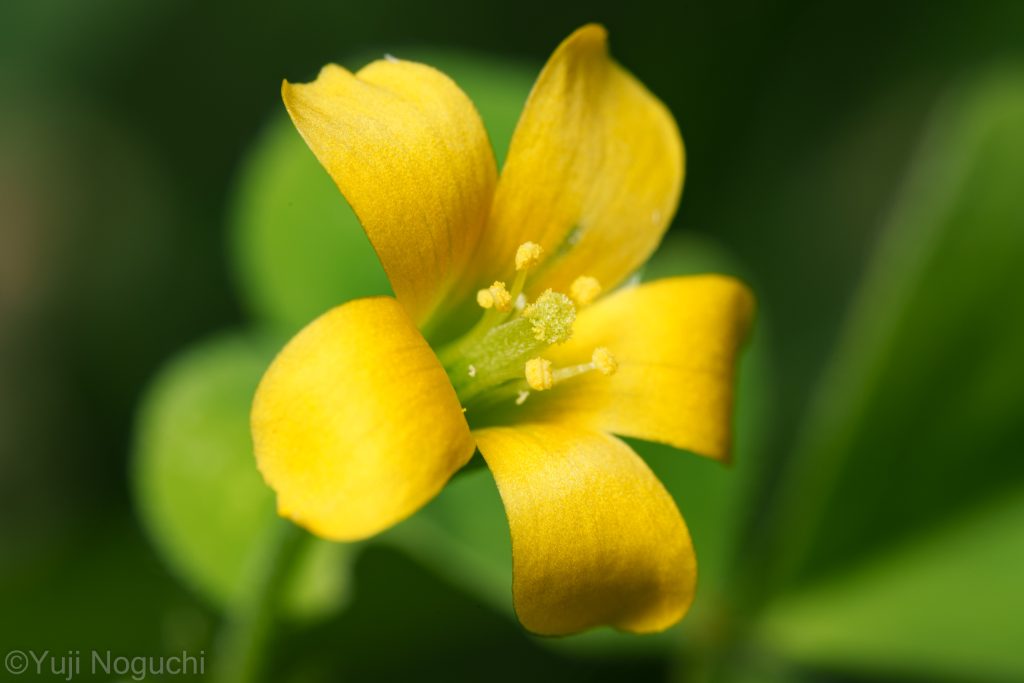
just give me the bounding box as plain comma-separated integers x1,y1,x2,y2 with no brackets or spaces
2,1,1023,682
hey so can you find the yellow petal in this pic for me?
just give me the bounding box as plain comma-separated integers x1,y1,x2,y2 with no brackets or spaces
252,297,475,541
474,422,695,635
521,276,754,462
471,24,684,299
282,60,497,329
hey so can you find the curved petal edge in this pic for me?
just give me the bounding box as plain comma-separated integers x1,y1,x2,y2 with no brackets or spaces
475,422,696,635
252,297,476,541
282,60,497,329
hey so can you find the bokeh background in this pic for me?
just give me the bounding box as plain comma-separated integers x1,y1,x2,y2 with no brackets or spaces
2,1,1023,681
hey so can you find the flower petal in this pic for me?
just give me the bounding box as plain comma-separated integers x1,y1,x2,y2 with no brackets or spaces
252,297,476,541
282,60,497,329
522,276,754,462
474,422,695,635
471,24,684,298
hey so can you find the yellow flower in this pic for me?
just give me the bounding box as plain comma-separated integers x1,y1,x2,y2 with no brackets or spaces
251,24,754,635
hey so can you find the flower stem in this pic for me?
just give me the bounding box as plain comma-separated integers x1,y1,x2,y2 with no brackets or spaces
212,518,305,683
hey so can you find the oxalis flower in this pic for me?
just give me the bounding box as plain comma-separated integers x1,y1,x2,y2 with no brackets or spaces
252,24,754,635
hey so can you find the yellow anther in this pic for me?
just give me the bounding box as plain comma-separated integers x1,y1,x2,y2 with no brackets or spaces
476,288,495,309
523,289,576,343
524,357,553,391
592,347,618,375
487,281,512,312
477,281,511,312
515,241,544,271
570,276,602,306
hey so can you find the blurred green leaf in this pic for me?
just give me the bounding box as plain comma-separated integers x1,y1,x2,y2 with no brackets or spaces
379,466,513,614
755,71,1024,677
133,333,351,619
757,490,1024,681
229,115,392,335
229,51,535,335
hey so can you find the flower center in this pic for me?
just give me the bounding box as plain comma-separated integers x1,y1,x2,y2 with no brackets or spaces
437,242,617,415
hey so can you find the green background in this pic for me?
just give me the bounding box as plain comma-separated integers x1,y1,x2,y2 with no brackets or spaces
2,1,1023,681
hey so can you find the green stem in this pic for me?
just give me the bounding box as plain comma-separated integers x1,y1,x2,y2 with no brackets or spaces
213,519,306,683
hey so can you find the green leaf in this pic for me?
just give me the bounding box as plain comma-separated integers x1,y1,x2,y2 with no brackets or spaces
756,490,1024,681
379,465,513,615
755,70,1024,677
229,50,536,335
133,333,352,619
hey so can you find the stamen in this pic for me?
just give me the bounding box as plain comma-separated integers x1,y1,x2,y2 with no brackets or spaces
439,240,616,412
515,241,544,271
524,357,553,391
523,290,576,343
570,276,602,307
591,347,618,375
549,348,619,385
456,346,618,412
504,242,543,318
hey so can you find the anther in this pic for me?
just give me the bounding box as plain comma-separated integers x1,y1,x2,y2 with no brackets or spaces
570,276,602,307
489,282,512,312
524,358,553,391
515,390,530,405
591,347,618,375
477,281,512,312
515,242,544,271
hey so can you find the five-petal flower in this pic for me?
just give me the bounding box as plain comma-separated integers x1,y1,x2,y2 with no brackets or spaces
252,24,754,635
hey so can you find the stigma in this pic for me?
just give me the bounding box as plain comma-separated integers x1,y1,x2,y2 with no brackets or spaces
523,290,575,343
